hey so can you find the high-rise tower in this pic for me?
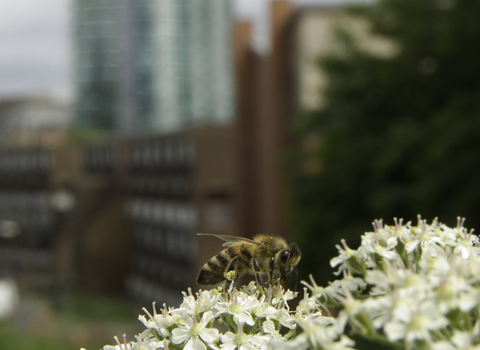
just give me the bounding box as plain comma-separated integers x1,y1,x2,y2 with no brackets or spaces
73,0,235,133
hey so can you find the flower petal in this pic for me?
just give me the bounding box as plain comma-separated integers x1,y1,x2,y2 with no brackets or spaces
235,312,255,326
200,328,220,344
185,336,206,350
384,321,407,342
171,327,191,344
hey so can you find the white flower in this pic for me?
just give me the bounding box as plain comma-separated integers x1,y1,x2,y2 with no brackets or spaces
419,248,450,279
361,295,392,329
262,320,285,341
103,335,146,350
171,311,219,350
295,288,318,316
303,279,341,311
330,239,362,275
364,236,398,261
170,288,221,319
405,229,442,254
95,216,480,350
451,330,480,349
240,281,259,295
466,255,480,283
435,275,478,314
323,335,356,350
270,286,296,310
251,301,295,329
215,290,261,326
272,314,351,350
384,300,448,346
338,274,366,293
103,344,138,350
301,274,324,297
221,323,269,350
433,329,480,350
139,303,174,338
365,270,390,293
453,230,480,259
385,218,413,246
454,242,473,259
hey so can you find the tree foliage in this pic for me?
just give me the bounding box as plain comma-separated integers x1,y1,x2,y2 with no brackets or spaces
289,0,480,285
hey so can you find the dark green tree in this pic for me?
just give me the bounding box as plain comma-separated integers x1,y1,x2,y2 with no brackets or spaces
290,0,480,285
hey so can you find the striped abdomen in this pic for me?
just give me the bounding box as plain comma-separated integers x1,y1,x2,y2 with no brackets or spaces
197,245,251,285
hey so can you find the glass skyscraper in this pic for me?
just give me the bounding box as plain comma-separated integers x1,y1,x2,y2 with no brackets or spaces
73,0,235,133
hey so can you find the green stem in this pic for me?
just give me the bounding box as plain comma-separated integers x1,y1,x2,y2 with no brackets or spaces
464,311,473,331
441,326,453,339
168,343,184,350
430,330,446,342
228,314,238,333
251,317,263,335
222,314,237,333
150,329,163,341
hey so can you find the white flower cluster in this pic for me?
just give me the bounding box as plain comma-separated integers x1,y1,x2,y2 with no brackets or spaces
302,216,480,350
100,282,351,350
89,216,480,350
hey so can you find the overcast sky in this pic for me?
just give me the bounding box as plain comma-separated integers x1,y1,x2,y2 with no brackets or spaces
0,0,71,100
0,0,345,102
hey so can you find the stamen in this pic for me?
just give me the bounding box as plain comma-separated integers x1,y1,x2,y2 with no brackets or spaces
372,219,383,233
114,336,121,347
421,219,427,233
142,307,154,320
394,217,404,230
335,243,344,254
309,274,317,288
152,301,157,316
466,228,475,240
134,335,143,346
377,219,383,230
432,217,438,229
456,216,465,229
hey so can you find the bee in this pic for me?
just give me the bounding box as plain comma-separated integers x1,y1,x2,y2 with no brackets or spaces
197,233,301,291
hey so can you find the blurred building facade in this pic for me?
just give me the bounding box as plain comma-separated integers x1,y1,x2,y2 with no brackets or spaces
73,0,235,132
234,1,395,240
0,147,56,295
234,1,296,241
0,0,391,305
0,97,72,148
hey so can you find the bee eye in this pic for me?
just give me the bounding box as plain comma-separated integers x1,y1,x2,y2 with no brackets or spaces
280,250,290,264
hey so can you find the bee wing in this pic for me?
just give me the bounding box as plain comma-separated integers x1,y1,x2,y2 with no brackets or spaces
197,233,265,247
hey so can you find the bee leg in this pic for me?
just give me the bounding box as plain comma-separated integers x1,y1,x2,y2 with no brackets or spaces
281,275,290,289
225,280,234,292
225,256,238,292
293,268,299,291
269,257,274,286
252,259,264,286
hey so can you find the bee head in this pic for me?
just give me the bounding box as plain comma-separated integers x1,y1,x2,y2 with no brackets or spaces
276,242,301,288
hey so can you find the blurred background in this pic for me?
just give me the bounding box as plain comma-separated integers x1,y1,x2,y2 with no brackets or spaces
1,0,480,348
